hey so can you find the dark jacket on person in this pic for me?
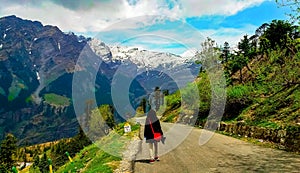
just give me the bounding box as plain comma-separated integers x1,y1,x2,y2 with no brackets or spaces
144,109,163,143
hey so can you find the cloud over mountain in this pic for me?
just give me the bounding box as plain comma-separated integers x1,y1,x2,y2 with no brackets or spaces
0,0,267,32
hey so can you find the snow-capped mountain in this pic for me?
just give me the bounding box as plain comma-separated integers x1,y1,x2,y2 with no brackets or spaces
88,38,200,92
89,38,198,71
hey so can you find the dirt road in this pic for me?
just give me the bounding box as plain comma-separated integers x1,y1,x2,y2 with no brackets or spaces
134,122,300,173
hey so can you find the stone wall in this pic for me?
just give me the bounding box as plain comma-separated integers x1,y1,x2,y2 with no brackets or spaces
217,122,300,152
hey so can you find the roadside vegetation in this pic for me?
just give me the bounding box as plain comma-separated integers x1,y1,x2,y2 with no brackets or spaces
162,17,300,136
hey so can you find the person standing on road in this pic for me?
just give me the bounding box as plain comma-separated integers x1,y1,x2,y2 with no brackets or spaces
144,107,164,163
149,87,164,112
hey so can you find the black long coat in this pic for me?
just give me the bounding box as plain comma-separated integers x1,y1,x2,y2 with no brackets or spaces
144,109,163,143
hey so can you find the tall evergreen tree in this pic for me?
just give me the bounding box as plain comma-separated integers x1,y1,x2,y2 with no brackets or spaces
221,41,230,63
140,97,147,113
0,133,17,171
238,35,251,57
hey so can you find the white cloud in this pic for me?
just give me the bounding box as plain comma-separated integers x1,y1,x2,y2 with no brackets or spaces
200,24,258,47
94,19,206,55
180,0,267,17
0,0,268,32
0,0,268,54
94,18,259,55
1,2,90,32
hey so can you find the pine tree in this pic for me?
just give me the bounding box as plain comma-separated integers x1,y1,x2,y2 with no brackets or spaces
140,97,147,113
221,41,230,63
0,133,17,171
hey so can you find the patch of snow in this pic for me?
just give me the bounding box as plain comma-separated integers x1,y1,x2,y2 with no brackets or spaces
88,38,112,62
58,42,61,50
0,44,2,49
65,31,74,35
3,33,7,39
36,72,40,80
34,38,38,41
109,45,191,71
181,48,197,58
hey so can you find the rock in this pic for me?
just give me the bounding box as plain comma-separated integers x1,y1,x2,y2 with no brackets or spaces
217,122,300,152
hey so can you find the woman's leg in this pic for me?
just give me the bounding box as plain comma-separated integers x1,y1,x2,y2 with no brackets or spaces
154,141,159,159
148,142,154,160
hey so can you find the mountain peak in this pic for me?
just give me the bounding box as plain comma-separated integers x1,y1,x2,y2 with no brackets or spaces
2,15,17,19
0,15,43,31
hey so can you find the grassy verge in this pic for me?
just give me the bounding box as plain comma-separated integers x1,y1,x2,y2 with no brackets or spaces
56,122,140,173
56,143,121,173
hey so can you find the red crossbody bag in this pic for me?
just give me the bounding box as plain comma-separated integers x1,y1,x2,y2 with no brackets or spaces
149,119,162,141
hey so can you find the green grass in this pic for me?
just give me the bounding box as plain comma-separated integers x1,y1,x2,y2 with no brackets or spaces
44,93,70,107
56,136,122,173
82,152,120,173
8,76,28,101
114,122,140,137
162,112,178,123
227,84,253,100
250,120,281,129
56,121,140,172
25,95,33,103
56,144,100,173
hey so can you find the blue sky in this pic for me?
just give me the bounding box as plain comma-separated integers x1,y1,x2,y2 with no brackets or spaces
0,0,291,56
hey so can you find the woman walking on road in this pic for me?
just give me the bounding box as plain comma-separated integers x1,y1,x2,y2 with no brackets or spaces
144,108,164,163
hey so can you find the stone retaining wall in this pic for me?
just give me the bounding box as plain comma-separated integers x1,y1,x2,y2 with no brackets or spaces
217,122,300,152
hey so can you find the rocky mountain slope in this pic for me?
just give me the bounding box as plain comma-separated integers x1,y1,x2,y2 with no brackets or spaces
0,15,112,144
